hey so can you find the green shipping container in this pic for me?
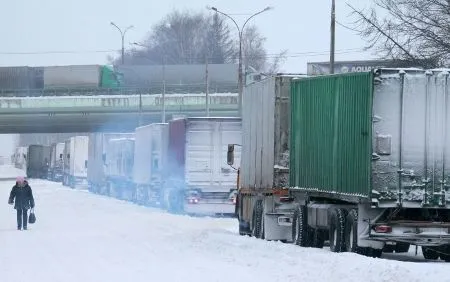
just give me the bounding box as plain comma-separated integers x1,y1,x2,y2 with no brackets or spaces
289,72,374,200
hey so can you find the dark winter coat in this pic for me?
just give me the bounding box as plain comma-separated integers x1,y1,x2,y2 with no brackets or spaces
8,183,35,210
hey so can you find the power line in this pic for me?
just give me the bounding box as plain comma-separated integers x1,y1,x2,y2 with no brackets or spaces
0,48,365,59
0,50,119,55
336,20,361,33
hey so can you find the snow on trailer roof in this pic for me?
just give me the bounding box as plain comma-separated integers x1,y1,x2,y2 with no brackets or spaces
135,123,168,130
109,137,135,142
374,68,450,79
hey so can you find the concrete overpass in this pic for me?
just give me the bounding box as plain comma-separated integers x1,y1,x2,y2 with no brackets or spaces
0,93,238,133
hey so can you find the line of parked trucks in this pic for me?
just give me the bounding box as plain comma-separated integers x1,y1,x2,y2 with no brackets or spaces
12,116,241,216
12,67,450,261
12,136,90,186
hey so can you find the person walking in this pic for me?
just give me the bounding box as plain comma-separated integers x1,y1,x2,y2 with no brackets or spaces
8,176,35,230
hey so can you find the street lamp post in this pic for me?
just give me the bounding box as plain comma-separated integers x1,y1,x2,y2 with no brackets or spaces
132,42,167,123
208,6,272,117
110,22,134,65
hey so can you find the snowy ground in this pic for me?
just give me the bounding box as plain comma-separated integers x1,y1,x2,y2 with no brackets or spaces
0,170,448,281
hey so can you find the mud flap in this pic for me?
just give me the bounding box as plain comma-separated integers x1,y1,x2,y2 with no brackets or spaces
264,213,293,241
357,204,384,249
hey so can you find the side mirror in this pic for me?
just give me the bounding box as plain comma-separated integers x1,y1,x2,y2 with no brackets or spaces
59,154,63,159
102,153,106,163
85,160,88,169
227,144,234,166
67,154,70,159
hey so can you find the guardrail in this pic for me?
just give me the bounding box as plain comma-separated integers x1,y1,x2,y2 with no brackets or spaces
0,93,238,113
0,84,238,97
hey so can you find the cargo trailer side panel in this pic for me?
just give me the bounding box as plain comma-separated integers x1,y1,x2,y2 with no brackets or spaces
289,72,373,198
27,145,43,172
69,136,89,178
87,133,102,184
372,69,450,207
43,65,100,88
241,76,294,190
63,140,70,175
184,118,241,193
54,143,64,167
88,133,134,185
150,124,169,183
133,124,169,185
133,125,153,184
168,119,187,180
106,138,135,178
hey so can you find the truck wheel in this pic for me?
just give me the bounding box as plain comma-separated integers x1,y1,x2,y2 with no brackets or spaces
252,200,263,239
382,244,395,253
394,243,410,253
238,220,251,236
367,248,383,258
311,229,325,248
439,245,450,262
292,205,310,247
422,247,439,260
345,209,359,253
329,208,347,253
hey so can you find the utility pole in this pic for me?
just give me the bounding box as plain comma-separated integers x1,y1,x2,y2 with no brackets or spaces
110,22,134,65
162,55,166,123
205,55,210,117
330,0,336,74
139,92,143,126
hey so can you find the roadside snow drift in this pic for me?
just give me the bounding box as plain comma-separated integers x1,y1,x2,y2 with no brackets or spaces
0,177,447,282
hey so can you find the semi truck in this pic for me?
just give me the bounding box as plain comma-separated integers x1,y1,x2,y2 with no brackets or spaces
229,70,450,261
62,136,89,188
105,137,135,201
13,146,28,171
164,117,241,215
26,145,51,179
47,142,64,182
87,133,134,195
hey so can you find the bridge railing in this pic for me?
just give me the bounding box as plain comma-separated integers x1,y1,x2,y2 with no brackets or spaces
0,83,238,97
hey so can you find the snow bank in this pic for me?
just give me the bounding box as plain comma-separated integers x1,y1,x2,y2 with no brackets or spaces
0,165,26,180
0,179,447,282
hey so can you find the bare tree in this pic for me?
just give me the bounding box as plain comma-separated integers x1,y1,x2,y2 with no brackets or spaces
239,25,267,71
265,49,288,74
349,1,448,68
148,10,209,64
111,9,285,72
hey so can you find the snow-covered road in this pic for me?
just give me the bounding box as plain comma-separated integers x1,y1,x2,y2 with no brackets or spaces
0,176,449,282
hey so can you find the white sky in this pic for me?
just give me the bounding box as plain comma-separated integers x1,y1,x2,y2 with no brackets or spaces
1,0,378,73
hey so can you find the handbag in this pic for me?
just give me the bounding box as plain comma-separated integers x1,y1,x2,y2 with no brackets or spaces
28,208,36,224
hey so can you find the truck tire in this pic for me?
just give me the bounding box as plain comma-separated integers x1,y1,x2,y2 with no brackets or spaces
382,244,395,253
329,208,347,253
422,246,439,260
252,200,263,239
345,209,359,253
367,248,383,258
395,243,410,253
292,205,310,247
439,245,450,262
311,229,325,248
